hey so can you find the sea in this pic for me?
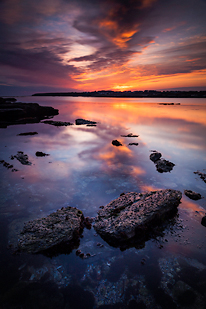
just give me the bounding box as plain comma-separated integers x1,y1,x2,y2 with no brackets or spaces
0,96,206,308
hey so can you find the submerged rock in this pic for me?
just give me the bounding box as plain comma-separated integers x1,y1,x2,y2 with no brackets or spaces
94,189,182,247
112,140,122,146
43,120,73,126
75,118,97,125
0,97,58,128
0,159,17,171
184,190,202,200
11,151,32,165
16,206,84,255
194,171,206,183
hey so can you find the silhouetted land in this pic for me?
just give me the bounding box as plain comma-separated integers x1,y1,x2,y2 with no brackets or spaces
33,90,206,98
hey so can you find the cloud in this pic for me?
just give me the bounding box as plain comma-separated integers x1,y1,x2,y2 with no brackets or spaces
0,0,206,94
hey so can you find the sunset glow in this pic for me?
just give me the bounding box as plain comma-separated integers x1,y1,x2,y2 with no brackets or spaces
0,0,206,95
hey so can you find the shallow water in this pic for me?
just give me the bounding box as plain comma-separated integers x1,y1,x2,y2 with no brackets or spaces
0,96,206,308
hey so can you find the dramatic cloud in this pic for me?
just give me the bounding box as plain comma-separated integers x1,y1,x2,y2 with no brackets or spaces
0,0,205,95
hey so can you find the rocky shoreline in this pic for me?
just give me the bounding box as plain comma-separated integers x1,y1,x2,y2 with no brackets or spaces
0,97,58,128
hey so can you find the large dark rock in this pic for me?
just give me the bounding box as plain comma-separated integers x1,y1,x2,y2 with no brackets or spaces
184,190,202,200
0,97,58,128
94,189,182,247
16,206,84,256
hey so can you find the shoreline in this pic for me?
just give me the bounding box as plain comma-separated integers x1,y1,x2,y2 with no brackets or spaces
32,90,206,98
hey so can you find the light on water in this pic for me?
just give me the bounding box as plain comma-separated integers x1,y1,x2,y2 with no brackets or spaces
0,96,206,308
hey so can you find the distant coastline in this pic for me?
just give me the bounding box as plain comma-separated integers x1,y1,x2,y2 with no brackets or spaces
32,90,206,98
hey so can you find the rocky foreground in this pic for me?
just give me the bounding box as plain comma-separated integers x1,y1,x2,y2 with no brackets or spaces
94,189,182,247
0,97,58,128
16,206,84,256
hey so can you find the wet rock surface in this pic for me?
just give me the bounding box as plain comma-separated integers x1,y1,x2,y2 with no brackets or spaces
16,206,84,255
11,151,32,165
150,151,175,173
75,118,97,125
112,140,122,146
94,189,182,247
43,120,73,126
184,190,202,200
0,97,58,128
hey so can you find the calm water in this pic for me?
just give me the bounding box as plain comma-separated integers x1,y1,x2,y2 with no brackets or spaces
0,96,206,308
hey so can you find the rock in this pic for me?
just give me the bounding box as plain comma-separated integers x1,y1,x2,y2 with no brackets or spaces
75,118,97,125
0,97,58,128
184,190,202,200
201,216,206,227
112,140,122,146
43,120,73,126
155,159,175,173
150,151,175,173
0,159,13,170
84,217,93,229
128,143,139,146
17,132,38,136
159,103,180,105
16,206,84,255
121,133,139,137
194,171,206,183
35,151,49,157
150,151,162,162
11,151,32,165
94,189,182,247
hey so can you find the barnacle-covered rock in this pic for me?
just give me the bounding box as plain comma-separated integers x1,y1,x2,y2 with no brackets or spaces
94,189,182,247
16,206,84,256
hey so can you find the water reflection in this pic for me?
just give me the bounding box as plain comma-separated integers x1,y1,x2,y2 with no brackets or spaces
0,97,206,308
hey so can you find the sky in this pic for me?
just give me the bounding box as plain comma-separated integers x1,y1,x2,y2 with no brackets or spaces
0,0,206,96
